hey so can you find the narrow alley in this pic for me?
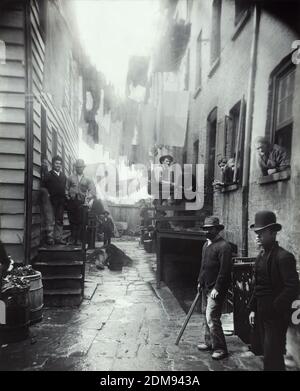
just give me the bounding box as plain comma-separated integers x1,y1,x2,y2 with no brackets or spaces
1,0,300,374
0,239,262,371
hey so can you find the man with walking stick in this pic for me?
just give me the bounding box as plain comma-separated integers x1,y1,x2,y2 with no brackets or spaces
196,216,233,360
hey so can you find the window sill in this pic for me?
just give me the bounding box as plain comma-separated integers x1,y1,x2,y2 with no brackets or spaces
193,86,202,99
258,169,291,185
221,183,239,193
213,183,239,193
208,56,220,79
231,9,251,41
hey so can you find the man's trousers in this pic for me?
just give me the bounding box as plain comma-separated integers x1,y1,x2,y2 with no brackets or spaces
257,296,289,371
51,198,65,242
67,198,84,243
202,289,228,353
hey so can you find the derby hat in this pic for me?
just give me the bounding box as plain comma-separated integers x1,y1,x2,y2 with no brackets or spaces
159,154,174,164
202,216,224,230
250,210,282,232
75,159,86,168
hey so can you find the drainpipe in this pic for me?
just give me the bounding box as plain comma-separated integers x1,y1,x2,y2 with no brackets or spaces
241,4,261,257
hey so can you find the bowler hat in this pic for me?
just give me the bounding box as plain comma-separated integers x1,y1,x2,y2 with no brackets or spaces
250,210,282,232
159,154,174,164
202,216,224,230
75,159,86,168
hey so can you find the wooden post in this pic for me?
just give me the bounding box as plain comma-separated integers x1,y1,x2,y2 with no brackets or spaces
24,0,34,264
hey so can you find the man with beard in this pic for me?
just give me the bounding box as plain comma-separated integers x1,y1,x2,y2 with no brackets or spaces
197,216,233,360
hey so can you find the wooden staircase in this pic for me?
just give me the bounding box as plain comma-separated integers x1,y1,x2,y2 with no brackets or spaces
34,246,86,307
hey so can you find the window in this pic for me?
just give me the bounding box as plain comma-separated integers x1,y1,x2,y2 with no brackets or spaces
52,128,58,157
225,102,241,160
224,98,246,184
272,65,295,156
195,32,202,89
210,0,222,66
234,0,249,25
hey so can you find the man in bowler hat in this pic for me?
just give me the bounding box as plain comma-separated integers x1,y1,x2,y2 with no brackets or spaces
197,216,233,360
66,159,96,245
248,211,299,371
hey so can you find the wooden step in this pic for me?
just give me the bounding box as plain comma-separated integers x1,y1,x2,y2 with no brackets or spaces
42,274,83,280
34,260,84,266
42,275,83,291
43,289,83,307
37,254,85,263
44,288,82,295
38,247,85,262
34,262,84,276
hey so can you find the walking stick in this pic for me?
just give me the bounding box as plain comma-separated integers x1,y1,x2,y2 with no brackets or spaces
175,290,201,345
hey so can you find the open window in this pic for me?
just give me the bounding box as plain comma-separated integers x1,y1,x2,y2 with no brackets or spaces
216,97,246,189
272,62,295,159
258,58,295,184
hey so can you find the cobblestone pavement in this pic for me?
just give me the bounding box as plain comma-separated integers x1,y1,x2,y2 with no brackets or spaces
0,240,263,371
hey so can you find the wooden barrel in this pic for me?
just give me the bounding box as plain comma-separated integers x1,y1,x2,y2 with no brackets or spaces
0,286,30,344
22,271,43,324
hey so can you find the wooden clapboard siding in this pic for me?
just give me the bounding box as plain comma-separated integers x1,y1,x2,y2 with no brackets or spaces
0,10,24,29
0,168,25,183
0,184,24,200
0,154,25,169
0,229,24,244
0,76,25,93
0,214,24,229
0,123,25,139
0,139,25,154
0,199,24,214
0,62,25,78
4,44,25,62
33,135,41,152
1,0,83,261
0,27,24,45
0,107,25,123
0,3,26,258
0,92,25,108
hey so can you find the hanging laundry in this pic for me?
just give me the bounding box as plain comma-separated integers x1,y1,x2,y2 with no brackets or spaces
157,91,189,148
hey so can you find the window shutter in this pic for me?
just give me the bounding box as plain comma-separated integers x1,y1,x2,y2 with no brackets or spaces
215,119,226,181
233,96,246,183
225,115,233,159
